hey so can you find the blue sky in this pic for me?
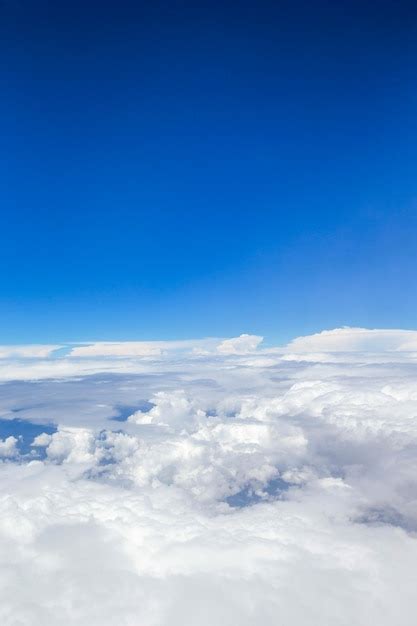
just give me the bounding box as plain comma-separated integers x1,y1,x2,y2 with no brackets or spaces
1,0,417,343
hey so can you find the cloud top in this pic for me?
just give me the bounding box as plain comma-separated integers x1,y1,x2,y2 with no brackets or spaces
1,328,417,623
284,327,417,352
0,344,61,359
216,333,264,354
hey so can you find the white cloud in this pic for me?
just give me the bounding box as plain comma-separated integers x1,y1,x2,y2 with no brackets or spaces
0,344,61,358
216,333,264,354
0,436,18,458
69,339,222,358
1,329,417,623
70,341,164,357
284,326,417,353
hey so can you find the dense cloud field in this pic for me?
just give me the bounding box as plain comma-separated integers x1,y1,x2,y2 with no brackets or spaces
1,328,417,625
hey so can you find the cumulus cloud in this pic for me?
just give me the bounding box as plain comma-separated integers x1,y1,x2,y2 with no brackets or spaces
0,436,19,458
1,329,417,624
216,333,264,354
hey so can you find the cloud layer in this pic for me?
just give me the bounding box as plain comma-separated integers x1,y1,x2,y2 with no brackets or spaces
1,328,417,625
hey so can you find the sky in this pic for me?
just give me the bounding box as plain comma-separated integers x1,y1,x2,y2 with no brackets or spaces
2,0,417,343
3,4,417,623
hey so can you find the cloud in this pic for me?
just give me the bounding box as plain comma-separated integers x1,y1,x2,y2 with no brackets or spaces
0,344,61,358
284,326,417,353
0,436,18,458
1,329,417,623
69,339,222,358
70,341,164,357
216,334,264,354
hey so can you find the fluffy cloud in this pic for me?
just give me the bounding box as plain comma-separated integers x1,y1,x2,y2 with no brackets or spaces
0,436,18,458
1,329,417,624
216,334,264,354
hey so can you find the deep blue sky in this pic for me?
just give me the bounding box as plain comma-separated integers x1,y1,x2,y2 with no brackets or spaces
1,0,417,343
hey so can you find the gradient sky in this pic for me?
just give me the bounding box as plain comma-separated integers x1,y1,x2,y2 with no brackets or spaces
1,0,417,343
